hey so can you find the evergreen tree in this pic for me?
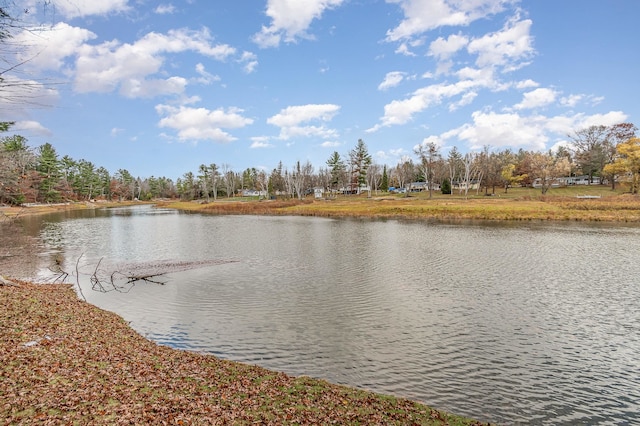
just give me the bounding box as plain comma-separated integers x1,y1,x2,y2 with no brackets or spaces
441,178,451,194
326,151,345,192
36,143,61,202
349,139,372,191
381,165,389,192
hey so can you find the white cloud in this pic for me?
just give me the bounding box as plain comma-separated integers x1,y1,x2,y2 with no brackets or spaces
268,104,340,127
193,63,220,85
575,111,628,129
267,104,341,140
368,80,478,131
441,110,629,152
451,110,549,150
239,51,259,74
414,135,444,152
378,71,406,91
281,125,339,140
560,94,583,108
374,150,390,161
514,88,558,110
120,76,188,98
156,104,254,143
449,91,477,111
467,17,534,72
321,141,342,148
250,137,274,148
428,33,469,60
54,0,131,19
155,4,176,14
395,42,416,56
16,22,96,71
13,120,52,137
386,0,513,41
515,79,539,89
0,76,59,113
253,0,345,48
73,28,236,97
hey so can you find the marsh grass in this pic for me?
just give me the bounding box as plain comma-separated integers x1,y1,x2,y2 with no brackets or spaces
160,186,640,222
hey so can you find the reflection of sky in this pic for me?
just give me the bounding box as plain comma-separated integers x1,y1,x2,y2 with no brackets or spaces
3,207,640,424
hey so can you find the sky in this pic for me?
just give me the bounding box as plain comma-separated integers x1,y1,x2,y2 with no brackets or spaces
3,0,639,181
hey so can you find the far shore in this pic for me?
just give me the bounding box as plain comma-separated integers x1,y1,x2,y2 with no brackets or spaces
3,185,640,222
158,186,640,222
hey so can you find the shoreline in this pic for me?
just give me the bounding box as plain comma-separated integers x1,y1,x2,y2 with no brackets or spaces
3,186,640,223
157,192,640,223
0,280,488,425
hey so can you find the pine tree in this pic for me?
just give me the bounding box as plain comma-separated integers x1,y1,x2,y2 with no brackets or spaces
326,151,345,192
381,165,389,192
36,143,61,202
349,139,372,191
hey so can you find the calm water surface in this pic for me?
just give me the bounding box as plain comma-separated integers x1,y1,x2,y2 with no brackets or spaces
2,205,639,425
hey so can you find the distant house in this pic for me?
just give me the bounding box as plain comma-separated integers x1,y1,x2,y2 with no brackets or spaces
560,175,601,185
452,180,480,190
533,175,601,188
409,181,440,192
338,183,370,195
242,189,267,197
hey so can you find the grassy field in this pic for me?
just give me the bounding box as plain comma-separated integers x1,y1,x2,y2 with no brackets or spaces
160,185,640,222
1,281,488,425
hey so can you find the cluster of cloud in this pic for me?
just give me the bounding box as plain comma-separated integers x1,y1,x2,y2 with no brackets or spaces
252,0,345,48
363,1,628,159
16,23,255,98
6,1,258,140
267,104,340,140
4,0,628,159
156,105,253,143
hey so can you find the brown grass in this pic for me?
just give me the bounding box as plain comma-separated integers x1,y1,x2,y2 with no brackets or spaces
0,281,488,425
159,190,640,222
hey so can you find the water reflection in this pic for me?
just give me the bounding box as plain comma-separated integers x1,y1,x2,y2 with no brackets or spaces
2,205,640,425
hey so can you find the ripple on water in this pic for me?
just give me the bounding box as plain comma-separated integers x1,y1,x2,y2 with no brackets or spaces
10,210,640,425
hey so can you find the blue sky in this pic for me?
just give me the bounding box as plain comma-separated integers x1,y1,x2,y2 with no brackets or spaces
4,0,639,180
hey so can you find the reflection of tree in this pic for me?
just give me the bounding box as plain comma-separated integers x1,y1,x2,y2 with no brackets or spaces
0,219,41,279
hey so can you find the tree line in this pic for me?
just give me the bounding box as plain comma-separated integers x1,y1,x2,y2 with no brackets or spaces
1,122,639,206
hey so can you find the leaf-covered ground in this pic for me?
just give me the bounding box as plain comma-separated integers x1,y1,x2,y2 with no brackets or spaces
1,282,489,425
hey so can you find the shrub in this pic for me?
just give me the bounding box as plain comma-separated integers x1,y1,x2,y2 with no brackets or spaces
441,178,452,194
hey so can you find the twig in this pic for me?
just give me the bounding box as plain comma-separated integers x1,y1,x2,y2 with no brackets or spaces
0,275,18,286
75,254,86,301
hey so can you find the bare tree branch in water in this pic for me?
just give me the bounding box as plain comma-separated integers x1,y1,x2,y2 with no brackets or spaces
74,255,85,301
61,256,240,295
48,254,68,283
0,274,18,286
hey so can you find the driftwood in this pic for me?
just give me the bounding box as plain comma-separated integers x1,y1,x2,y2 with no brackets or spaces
0,275,18,286
75,257,239,294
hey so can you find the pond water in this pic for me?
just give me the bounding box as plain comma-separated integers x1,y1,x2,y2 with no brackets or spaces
2,205,639,425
